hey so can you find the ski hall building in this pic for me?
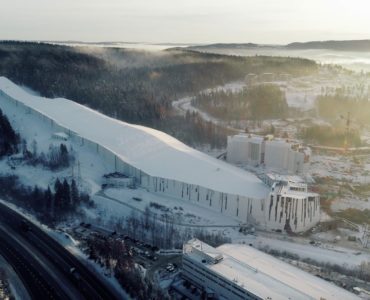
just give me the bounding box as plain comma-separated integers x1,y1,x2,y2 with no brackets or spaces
0,77,319,233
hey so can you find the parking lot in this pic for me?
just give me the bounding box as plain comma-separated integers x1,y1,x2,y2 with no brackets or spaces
61,222,183,287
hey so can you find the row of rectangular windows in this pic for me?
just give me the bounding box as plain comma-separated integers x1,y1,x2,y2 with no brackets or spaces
183,265,245,299
183,258,260,300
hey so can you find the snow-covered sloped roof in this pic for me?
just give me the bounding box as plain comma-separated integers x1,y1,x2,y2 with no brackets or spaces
0,77,269,199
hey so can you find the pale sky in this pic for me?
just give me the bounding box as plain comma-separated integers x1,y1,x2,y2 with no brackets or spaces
0,0,369,44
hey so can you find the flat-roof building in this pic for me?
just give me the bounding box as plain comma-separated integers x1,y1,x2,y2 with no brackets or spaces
182,239,360,300
227,134,311,175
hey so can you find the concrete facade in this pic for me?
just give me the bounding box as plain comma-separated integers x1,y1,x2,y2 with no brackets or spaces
227,134,311,174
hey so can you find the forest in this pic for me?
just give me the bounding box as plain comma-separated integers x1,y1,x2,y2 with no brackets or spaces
0,41,318,147
317,92,370,126
0,108,19,157
299,125,362,147
192,84,288,121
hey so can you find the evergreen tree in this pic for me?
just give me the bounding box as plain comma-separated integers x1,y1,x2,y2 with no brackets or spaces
31,185,42,210
48,144,60,169
62,179,71,209
60,143,69,167
54,178,63,210
44,186,53,213
0,109,19,156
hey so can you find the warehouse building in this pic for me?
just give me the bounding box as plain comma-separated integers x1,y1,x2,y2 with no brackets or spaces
182,239,360,300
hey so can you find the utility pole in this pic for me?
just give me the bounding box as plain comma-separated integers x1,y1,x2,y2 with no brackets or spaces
341,111,351,153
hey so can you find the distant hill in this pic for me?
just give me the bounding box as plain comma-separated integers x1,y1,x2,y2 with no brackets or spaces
190,43,264,49
189,40,370,52
286,40,370,52
0,41,317,148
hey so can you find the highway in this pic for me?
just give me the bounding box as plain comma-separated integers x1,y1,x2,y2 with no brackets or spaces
0,226,67,300
0,201,123,300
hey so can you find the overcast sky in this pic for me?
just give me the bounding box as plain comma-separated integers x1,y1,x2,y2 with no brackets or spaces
0,0,369,44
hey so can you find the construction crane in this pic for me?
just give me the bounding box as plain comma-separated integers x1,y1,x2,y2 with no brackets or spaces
339,112,364,153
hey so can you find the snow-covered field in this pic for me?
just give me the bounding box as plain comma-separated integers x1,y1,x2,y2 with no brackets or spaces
308,154,370,213
235,233,370,268
172,81,246,132
94,187,240,227
310,155,370,183
331,198,370,212
172,70,365,128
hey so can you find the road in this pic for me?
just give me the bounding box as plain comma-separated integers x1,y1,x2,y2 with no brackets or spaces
0,253,31,300
96,190,241,229
145,255,182,283
0,225,69,300
0,201,124,300
172,92,242,133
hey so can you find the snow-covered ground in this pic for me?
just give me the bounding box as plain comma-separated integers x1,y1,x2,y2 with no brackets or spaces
0,82,111,194
94,187,240,227
172,70,364,127
308,154,370,213
331,198,370,212
310,155,370,184
234,233,370,268
172,81,246,132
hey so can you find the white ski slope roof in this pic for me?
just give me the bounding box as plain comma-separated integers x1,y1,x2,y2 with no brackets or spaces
0,77,269,199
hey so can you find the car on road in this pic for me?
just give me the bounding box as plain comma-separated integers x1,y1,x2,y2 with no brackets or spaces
166,263,175,272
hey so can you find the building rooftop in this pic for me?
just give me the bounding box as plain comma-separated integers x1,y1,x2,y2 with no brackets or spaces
264,173,306,184
263,173,318,198
277,184,317,199
230,134,265,142
184,239,359,300
0,77,269,199
229,133,307,148
184,239,224,264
